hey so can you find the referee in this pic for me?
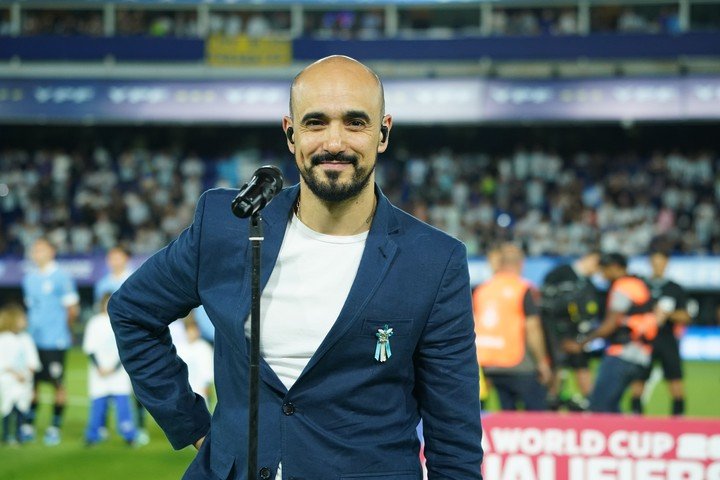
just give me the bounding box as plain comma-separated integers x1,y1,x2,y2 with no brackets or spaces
630,249,692,415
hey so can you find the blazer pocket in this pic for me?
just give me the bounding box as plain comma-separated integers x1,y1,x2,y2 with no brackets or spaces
360,318,414,337
340,472,420,479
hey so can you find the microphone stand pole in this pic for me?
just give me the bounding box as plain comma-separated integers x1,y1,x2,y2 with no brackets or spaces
248,212,263,480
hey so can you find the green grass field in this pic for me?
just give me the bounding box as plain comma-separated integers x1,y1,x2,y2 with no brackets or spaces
1,349,719,480
1,349,195,480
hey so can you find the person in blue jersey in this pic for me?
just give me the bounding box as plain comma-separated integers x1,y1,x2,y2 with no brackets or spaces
109,56,483,480
94,246,133,304
21,238,79,446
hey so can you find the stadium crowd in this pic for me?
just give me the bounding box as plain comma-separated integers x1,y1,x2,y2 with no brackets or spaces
1,145,718,258
4,3,715,39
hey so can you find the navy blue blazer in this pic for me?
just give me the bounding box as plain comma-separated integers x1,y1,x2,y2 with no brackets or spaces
109,184,483,480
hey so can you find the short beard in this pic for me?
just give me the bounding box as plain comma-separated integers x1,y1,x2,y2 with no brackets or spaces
299,152,375,202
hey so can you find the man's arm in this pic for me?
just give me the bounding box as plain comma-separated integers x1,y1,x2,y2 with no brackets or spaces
582,311,622,345
108,192,211,450
526,315,552,385
523,288,552,385
61,274,80,328
567,286,628,353
66,304,79,328
669,284,692,325
414,243,483,480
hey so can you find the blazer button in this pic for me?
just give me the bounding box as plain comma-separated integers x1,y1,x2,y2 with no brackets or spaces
259,467,272,480
282,402,295,415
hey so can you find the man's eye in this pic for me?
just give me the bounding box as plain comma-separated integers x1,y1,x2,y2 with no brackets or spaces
348,120,366,128
305,120,324,127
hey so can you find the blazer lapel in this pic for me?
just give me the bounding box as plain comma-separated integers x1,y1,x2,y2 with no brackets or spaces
292,187,400,385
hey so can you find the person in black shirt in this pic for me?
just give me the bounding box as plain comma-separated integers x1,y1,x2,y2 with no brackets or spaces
541,251,601,409
630,250,692,415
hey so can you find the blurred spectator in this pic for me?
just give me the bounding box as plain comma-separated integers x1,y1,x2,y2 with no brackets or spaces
0,9,11,36
358,10,384,39
246,13,273,38
557,8,578,35
659,7,681,34
491,8,576,36
21,9,103,36
208,10,289,38
116,9,198,38
592,5,677,34
617,8,651,33
490,8,508,35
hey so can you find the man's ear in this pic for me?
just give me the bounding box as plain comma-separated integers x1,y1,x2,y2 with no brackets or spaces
377,115,392,153
282,116,295,153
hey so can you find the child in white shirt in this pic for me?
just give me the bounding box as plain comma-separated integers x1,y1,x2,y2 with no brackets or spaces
83,294,137,445
0,304,41,444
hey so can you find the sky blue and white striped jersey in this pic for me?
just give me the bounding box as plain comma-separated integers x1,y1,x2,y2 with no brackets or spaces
22,262,79,350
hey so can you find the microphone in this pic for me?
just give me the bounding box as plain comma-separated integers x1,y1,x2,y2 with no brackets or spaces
231,165,284,218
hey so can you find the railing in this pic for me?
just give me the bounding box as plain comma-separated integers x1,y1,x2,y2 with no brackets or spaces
1,32,719,62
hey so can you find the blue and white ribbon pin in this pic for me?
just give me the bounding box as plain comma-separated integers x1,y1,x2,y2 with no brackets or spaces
374,324,394,363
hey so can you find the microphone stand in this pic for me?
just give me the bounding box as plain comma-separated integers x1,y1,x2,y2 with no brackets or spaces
248,212,263,480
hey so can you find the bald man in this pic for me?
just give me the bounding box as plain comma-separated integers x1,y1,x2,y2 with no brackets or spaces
110,56,483,480
473,243,552,411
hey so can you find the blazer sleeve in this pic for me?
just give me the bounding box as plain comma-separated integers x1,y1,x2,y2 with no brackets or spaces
108,192,211,450
415,243,484,479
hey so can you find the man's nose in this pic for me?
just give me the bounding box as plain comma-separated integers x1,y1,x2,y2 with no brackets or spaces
323,122,346,153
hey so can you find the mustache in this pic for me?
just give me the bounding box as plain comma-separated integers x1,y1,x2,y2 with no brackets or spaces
310,152,358,166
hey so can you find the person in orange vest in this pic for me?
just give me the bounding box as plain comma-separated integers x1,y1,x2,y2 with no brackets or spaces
568,252,664,413
473,243,552,411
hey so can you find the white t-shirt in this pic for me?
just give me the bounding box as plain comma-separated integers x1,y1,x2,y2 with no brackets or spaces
244,214,368,480
83,313,132,398
244,213,368,391
0,331,41,415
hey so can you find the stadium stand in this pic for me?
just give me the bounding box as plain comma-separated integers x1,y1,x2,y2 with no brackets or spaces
1,141,718,258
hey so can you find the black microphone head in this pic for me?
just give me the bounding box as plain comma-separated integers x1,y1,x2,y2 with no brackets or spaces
255,165,284,192
231,165,284,218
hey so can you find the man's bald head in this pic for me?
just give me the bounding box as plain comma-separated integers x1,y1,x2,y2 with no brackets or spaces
289,55,385,120
499,243,524,273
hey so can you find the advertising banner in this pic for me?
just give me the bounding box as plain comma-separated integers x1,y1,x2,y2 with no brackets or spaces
681,327,720,361
3,254,720,289
0,255,149,288
481,412,720,480
482,78,683,121
467,256,720,290
206,35,292,67
2,77,720,124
